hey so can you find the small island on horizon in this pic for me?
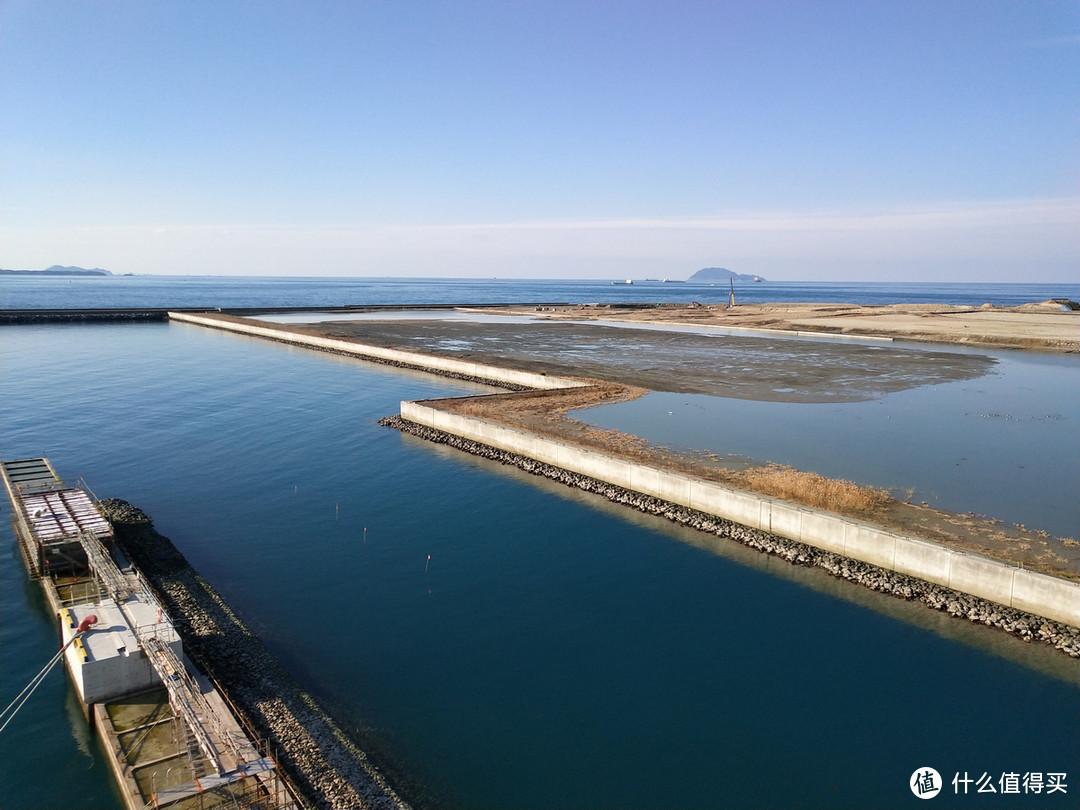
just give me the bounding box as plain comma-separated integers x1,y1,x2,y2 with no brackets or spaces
1,265,112,276
687,267,765,283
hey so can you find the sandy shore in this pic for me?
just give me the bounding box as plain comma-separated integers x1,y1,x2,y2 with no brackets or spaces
487,300,1080,352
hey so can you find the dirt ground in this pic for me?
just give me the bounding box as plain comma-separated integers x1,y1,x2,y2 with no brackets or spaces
427,386,1079,580
494,300,1080,352
265,308,1079,578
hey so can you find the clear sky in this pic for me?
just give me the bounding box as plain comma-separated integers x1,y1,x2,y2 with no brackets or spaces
2,1,1077,281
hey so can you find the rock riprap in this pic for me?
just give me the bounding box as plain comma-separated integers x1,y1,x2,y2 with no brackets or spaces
379,416,1080,658
98,498,413,810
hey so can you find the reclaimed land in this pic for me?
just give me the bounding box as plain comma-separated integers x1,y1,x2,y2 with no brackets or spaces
170,311,1078,644
259,309,1080,655
494,299,1080,353
163,310,1079,656
99,498,415,810
291,310,1079,579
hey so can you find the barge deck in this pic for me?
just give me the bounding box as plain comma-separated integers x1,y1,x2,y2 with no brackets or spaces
1,458,301,810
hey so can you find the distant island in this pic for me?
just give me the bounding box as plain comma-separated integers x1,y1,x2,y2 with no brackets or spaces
1,265,112,276
688,267,765,283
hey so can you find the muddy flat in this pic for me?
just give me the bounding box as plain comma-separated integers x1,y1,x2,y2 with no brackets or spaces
305,318,996,403
250,311,1078,577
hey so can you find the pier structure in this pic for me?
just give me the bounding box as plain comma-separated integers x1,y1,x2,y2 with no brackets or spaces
2,458,300,810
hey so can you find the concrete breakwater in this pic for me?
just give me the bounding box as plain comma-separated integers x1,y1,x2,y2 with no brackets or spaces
98,498,413,810
168,311,588,392
380,416,1080,658
401,399,1080,629
165,311,1078,634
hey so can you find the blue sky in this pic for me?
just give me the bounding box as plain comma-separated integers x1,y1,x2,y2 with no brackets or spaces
2,1,1076,281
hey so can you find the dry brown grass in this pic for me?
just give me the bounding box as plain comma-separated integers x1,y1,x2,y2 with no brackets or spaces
728,464,891,514
434,381,647,418
438,384,893,517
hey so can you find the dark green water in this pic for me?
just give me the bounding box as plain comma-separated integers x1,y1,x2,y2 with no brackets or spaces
1,321,1076,809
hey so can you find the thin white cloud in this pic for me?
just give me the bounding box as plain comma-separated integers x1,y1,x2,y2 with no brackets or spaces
420,198,1077,233
2,198,1076,281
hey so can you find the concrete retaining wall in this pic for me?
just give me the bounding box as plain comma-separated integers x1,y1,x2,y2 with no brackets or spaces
401,400,1080,628
168,311,586,391
168,309,1078,628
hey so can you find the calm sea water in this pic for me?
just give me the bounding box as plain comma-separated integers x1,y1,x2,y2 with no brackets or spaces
2,273,1078,310
573,345,1079,541
2,278,1078,810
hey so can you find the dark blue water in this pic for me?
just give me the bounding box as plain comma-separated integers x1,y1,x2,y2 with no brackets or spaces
1,316,1077,810
575,347,1080,540
2,274,1078,310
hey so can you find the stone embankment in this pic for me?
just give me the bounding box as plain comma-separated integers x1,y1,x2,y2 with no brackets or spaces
0,309,172,324
98,498,413,810
380,416,1080,657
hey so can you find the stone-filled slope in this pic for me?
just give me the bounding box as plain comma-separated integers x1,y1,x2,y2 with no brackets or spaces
380,416,1080,657
99,498,413,810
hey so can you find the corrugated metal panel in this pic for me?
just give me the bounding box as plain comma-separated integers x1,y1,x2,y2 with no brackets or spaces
19,489,113,542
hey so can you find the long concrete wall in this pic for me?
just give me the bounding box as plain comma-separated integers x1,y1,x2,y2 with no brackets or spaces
168,311,587,391
169,310,1078,628
401,400,1080,628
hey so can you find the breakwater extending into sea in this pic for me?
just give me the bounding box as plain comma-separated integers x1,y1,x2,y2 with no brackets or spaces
380,416,1079,656
171,310,1080,633
4,288,1077,810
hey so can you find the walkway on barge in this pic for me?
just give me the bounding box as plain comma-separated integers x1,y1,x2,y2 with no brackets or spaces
2,458,300,810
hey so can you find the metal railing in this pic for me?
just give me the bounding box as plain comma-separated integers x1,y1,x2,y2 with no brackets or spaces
74,528,244,776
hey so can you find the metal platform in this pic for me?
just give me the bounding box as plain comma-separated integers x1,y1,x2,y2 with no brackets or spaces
3,457,301,810
1,459,113,577
1,457,64,493
20,488,114,543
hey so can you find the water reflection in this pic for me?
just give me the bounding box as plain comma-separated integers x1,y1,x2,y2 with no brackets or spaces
405,432,1080,685
573,348,1080,539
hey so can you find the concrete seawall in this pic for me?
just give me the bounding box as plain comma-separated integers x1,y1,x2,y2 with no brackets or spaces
400,400,1080,630
168,311,587,391
168,310,1079,633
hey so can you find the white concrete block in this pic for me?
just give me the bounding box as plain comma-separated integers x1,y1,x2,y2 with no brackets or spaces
949,554,1015,607
768,503,805,544
843,523,897,569
1010,569,1080,627
893,536,953,588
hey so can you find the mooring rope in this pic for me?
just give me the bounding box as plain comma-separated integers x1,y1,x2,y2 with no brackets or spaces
0,617,95,734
